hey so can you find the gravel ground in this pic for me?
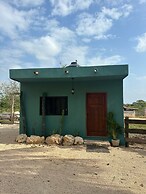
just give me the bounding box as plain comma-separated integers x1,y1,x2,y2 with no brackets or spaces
0,124,146,194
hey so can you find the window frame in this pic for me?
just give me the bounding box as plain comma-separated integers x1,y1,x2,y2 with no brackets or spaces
40,96,68,116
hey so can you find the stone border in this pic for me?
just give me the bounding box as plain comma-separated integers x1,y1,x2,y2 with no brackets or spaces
16,134,84,146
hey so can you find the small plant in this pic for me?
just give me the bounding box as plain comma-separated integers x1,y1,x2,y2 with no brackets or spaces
52,129,59,135
59,109,64,135
107,112,122,140
73,129,80,137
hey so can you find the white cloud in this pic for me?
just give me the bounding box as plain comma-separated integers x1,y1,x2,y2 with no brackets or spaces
44,19,59,31
139,0,146,4
82,38,91,43
102,4,133,19
18,25,84,66
76,12,113,39
0,1,128,80
102,7,122,20
0,23,78,72
135,33,146,52
60,45,88,66
18,25,76,65
0,48,24,79
0,35,4,42
122,4,133,17
49,26,76,45
87,55,124,65
9,0,45,7
20,36,61,61
0,48,23,64
76,4,132,39
0,2,37,39
103,0,131,7
50,0,93,16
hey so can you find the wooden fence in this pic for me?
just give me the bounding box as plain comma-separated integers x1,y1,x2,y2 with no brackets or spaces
124,117,146,147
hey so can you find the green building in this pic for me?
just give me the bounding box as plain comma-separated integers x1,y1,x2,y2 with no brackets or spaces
10,64,128,144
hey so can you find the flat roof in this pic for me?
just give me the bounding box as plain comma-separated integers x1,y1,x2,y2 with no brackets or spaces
10,65,128,82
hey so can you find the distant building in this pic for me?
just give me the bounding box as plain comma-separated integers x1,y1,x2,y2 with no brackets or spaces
124,106,138,118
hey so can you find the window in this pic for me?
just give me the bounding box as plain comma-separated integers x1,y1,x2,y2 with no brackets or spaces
40,96,68,115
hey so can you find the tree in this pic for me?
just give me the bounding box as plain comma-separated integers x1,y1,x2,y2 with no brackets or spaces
0,81,20,114
125,100,146,117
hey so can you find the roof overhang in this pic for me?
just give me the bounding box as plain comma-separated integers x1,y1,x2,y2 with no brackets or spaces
10,65,128,82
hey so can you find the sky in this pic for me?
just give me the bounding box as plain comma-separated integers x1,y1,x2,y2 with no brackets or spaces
0,0,146,103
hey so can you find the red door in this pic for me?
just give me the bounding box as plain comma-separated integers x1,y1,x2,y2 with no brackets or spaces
86,93,107,136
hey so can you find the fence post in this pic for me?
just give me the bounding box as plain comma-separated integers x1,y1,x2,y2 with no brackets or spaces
125,116,129,147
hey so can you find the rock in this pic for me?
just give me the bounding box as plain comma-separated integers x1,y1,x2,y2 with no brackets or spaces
45,136,55,145
62,135,75,146
45,134,63,145
26,135,45,144
74,136,84,145
140,183,144,187
16,134,27,143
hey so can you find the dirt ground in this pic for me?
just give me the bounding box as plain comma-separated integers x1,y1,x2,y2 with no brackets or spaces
0,124,146,194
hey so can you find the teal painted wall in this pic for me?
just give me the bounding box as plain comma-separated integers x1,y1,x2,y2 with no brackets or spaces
20,78,125,144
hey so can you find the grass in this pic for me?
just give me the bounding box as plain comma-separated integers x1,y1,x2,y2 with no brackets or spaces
129,124,146,130
0,120,13,124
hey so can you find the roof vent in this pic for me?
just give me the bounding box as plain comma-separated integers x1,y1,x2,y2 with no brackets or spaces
69,60,79,67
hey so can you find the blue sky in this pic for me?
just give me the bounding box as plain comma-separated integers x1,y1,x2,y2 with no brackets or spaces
0,0,146,103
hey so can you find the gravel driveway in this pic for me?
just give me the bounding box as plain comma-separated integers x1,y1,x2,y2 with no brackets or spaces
0,124,146,194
